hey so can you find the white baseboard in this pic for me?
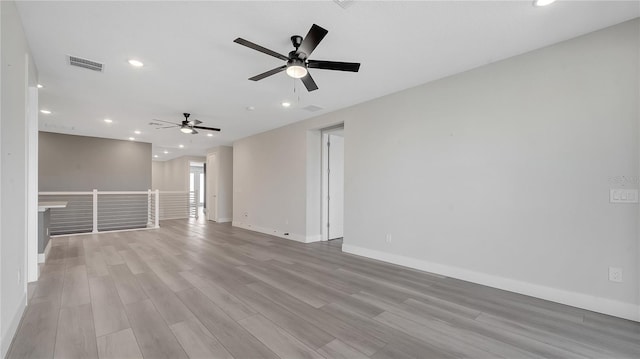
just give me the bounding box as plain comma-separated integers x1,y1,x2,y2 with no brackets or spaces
1,294,27,358
38,239,52,264
306,234,322,243
342,244,640,322
216,218,232,223
232,221,320,243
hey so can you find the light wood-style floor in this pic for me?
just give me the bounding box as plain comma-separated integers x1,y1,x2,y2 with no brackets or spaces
7,219,640,359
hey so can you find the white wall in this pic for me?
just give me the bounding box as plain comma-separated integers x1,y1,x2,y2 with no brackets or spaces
206,146,233,222
233,19,640,321
1,1,38,355
234,116,342,242
151,160,165,190
342,18,639,321
152,156,205,191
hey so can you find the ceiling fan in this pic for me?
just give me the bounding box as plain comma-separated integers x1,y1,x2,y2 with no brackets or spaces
234,24,360,92
152,113,220,134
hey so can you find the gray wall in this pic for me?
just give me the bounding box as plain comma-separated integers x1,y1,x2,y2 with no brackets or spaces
39,132,152,191
233,19,640,321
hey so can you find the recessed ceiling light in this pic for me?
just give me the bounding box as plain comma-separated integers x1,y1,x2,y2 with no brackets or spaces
134,130,141,135
207,133,213,137
129,137,135,141
281,102,291,108
37,84,44,89
246,106,255,111
40,109,51,114
179,144,184,148
128,59,144,67
153,155,158,158
533,0,556,6
163,150,169,154
104,118,113,123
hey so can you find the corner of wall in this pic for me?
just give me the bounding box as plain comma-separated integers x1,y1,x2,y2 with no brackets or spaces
1,294,26,358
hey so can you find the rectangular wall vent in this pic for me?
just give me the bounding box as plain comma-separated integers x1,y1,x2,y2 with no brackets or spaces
68,55,104,72
303,105,324,112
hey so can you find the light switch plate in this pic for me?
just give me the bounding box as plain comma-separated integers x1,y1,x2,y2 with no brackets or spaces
610,189,638,203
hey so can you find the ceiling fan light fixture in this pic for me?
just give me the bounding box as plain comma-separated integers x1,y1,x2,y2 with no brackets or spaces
286,59,308,79
180,125,194,134
128,59,144,67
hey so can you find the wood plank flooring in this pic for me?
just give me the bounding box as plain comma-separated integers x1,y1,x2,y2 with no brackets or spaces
7,219,640,359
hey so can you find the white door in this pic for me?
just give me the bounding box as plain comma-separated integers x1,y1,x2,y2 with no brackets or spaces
206,153,217,221
328,134,344,239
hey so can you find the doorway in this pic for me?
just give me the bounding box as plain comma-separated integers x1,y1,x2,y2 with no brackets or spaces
322,126,345,241
189,162,205,219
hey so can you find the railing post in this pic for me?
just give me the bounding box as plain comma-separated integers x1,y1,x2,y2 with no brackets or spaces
92,189,98,233
147,189,152,228
155,190,160,228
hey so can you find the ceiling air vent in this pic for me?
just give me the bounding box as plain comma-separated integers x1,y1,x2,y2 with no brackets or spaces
303,105,324,112
68,55,104,72
333,0,356,9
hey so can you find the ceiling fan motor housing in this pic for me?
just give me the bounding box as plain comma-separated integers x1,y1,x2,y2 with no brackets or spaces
287,57,306,68
291,35,303,49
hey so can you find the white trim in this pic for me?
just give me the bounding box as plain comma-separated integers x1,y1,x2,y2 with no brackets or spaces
1,294,26,358
306,234,322,243
27,86,38,283
37,239,52,265
216,217,232,223
232,221,314,243
50,226,158,238
38,190,152,195
342,244,640,322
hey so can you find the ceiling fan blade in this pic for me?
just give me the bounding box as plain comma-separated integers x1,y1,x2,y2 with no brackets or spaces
249,65,287,81
234,38,289,61
188,119,202,125
297,24,328,58
191,129,198,134
193,125,221,132
156,125,179,129
301,72,319,92
153,119,180,125
307,60,360,72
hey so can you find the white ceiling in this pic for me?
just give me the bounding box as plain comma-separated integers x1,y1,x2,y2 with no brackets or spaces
16,1,639,161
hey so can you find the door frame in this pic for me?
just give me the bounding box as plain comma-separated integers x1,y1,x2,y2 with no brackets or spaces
205,153,217,221
321,125,345,241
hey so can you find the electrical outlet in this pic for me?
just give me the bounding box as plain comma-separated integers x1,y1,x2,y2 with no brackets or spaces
385,234,392,244
609,267,623,283
610,189,639,203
